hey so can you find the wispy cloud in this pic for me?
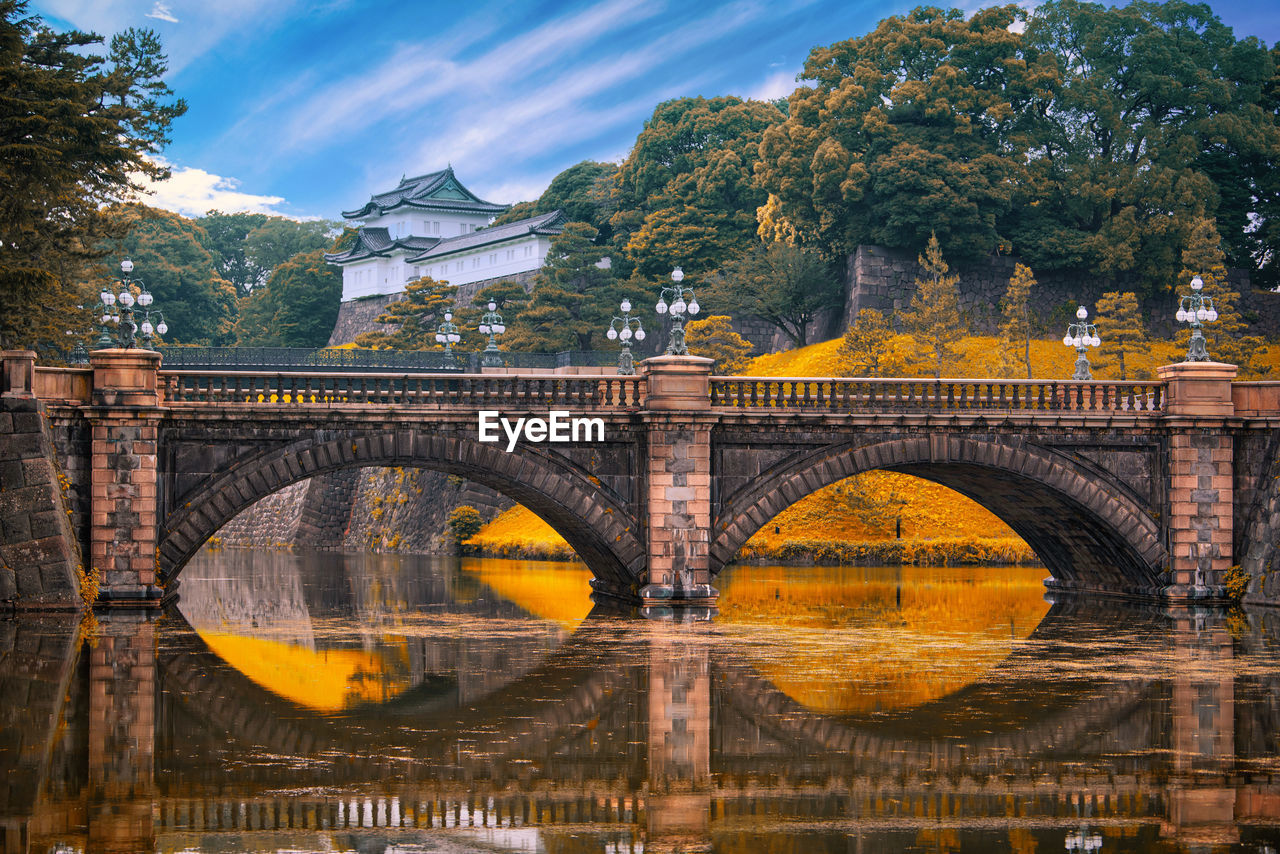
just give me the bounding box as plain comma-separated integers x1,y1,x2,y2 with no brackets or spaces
145,2,178,23
138,159,310,219
748,69,799,102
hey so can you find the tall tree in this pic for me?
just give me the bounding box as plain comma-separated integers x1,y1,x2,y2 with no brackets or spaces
611,96,784,279
99,204,236,345
998,264,1037,378
233,248,341,347
756,5,1052,262
199,211,268,297
242,218,334,289
900,234,962,379
701,241,841,348
1093,291,1149,380
492,160,618,239
1014,0,1280,293
0,2,186,352
507,223,632,351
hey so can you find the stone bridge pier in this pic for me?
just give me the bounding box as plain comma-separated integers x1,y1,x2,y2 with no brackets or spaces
5,347,1280,609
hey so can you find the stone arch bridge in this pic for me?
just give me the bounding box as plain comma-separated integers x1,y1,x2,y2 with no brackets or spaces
4,347,1280,608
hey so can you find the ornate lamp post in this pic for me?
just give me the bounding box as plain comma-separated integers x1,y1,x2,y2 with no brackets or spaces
605,298,646,375
1062,305,1100,380
434,310,461,353
477,301,506,368
655,267,700,356
1176,274,1219,362
95,259,165,349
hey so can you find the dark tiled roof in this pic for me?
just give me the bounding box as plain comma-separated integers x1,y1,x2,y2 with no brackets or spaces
323,228,440,264
341,166,508,220
408,210,566,262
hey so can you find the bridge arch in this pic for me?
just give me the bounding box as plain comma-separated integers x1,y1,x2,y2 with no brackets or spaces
158,429,646,592
711,436,1167,597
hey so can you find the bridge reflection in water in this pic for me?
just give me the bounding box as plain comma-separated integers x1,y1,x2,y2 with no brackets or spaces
4,552,1280,853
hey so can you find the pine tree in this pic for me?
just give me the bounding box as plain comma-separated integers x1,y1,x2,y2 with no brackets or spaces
1093,291,1149,380
353,277,457,350
685,316,753,374
997,264,1036,379
900,234,962,378
1176,217,1269,376
836,309,920,377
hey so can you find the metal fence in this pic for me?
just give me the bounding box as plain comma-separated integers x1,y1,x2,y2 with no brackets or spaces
157,347,620,373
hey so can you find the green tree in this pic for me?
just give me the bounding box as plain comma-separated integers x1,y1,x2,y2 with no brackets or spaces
1014,0,1279,292
0,2,186,352
493,160,618,238
836,309,920,377
756,5,1050,262
701,241,841,348
447,505,484,550
507,223,632,351
611,96,784,278
1093,291,1149,380
998,264,1037,378
685,316,753,374
353,276,457,350
455,280,531,350
233,249,341,347
199,211,268,297
243,218,334,290
99,204,236,344
900,234,962,378
1176,216,1268,376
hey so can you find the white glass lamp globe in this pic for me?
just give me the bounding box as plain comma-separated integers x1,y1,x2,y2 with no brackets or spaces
101,313,111,323
620,326,632,341
141,321,153,335
1206,309,1218,322
137,291,152,307
671,267,684,283
1090,335,1101,347
118,290,134,307
494,324,504,334
688,299,700,315
672,298,687,315
656,299,668,314
636,328,646,341
1176,308,1188,322
449,332,460,343
621,298,631,313
1063,335,1073,347
435,333,445,343
488,301,497,311
101,291,114,305
607,327,618,340
156,321,167,335
1191,275,1203,291
1076,306,1087,320
1073,336,1083,348
479,324,490,335
444,311,453,321
1196,308,1208,321
120,259,133,274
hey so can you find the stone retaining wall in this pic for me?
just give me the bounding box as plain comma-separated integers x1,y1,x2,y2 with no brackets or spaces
0,394,82,609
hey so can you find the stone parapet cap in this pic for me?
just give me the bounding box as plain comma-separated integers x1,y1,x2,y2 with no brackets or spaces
90,347,162,408
641,355,714,412
2,349,36,398
1157,361,1237,418
1156,361,1239,382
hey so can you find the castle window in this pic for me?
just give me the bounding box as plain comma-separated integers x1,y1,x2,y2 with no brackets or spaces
489,253,497,265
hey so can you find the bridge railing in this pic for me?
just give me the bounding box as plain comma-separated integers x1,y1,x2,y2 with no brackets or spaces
159,370,646,409
709,377,1165,414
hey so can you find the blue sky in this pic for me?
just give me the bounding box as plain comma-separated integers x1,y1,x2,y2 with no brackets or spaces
30,0,1280,223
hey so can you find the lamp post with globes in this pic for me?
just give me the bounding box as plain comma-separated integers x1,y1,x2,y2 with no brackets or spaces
1176,274,1219,362
1062,305,1100,381
655,267,700,356
477,301,507,368
95,259,165,349
434,310,461,354
605,298,646,375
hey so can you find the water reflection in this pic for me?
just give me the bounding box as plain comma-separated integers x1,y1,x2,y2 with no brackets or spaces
3,551,1280,853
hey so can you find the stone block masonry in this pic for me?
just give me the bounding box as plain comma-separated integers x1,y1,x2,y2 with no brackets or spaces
0,351,83,609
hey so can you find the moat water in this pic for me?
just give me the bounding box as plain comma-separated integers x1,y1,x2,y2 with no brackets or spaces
5,549,1280,853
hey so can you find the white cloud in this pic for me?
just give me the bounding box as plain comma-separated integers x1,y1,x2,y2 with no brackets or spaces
137,160,308,218
747,69,798,102
146,2,178,23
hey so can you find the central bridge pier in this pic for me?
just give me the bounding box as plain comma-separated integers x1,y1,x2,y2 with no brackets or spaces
5,348,1280,609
